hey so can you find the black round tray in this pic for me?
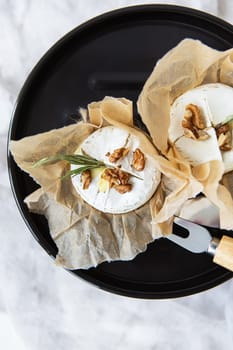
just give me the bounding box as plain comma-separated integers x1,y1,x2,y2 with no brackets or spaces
8,5,233,298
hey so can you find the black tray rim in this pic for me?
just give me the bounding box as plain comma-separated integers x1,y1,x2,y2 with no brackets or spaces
7,4,233,299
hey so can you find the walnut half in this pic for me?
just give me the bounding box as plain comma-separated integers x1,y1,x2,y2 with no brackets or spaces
81,169,92,189
132,148,145,171
185,104,206,129
216,124,232,151
101,168,132,194
106,147,129,163
182,104,210,141
114,184,132,194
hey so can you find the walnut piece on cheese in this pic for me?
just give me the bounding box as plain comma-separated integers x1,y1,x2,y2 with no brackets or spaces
81,170,92,189
132,148,145,171
101,168,132,193
182,104,209,141
114,184,132,194
216,124,232,151
106,147,129,163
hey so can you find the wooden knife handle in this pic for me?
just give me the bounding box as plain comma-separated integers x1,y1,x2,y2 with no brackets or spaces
213,236,233,272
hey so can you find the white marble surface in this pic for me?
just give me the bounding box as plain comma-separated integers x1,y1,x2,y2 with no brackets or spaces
1,0,233,349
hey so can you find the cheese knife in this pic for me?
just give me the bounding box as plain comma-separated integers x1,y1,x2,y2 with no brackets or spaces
167,217,233,272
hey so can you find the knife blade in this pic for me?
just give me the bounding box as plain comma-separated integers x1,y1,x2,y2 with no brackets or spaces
166,217,233,272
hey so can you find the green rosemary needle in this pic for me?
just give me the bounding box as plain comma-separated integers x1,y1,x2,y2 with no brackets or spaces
32,154,106,179
32,153,143,180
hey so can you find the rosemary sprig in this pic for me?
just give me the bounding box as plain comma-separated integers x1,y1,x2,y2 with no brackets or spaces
61,166,98,180
32,154,105,167
32,153,143,180
32,154,106,179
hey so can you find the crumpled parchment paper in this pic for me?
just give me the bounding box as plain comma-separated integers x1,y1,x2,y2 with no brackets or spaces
11,39,233,269
138,38,233,230
10,96,201,269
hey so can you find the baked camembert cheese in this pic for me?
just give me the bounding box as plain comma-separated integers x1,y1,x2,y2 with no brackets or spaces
71,126,161,214
169,83,233,173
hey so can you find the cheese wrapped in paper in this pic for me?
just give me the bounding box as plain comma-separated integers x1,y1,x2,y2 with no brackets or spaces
10,96,201,269
138,39,233,230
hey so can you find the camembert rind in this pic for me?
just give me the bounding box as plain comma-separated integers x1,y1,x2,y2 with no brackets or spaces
71,126,161,214
169,83,233,171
